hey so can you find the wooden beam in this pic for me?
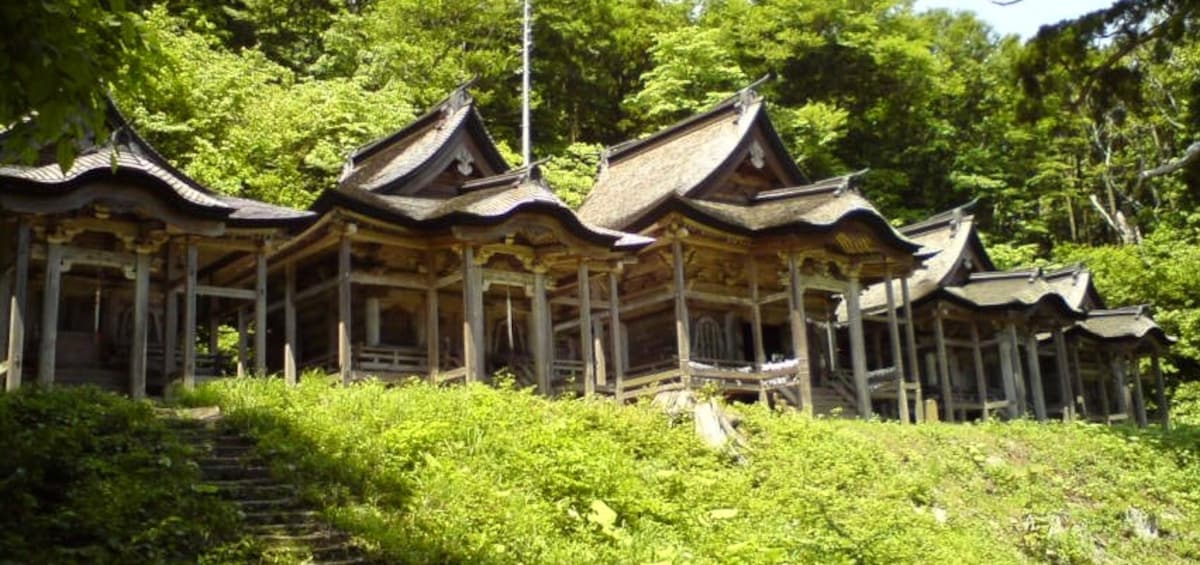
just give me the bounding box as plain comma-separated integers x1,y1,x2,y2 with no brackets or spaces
352,271,429,290
900,276,922,422
254,250,267,376
196,285,256,301
284,263,297,386
337,236,352,384
885,272,908,424
1152,350,1168,429
5,223,29,391
532,269,550,394
846,275,871,418
672,239,692,388
1025,333,1047,422
608,270,624,401
182,242,198,389
970,323,988,422
164,243,178,378
426,257,439,385
579,262,595,396
1052,328,1074,422
1130,353,1147,428
129,251,150,399
788,254,813,415
37,240,63,386
933,309,954,422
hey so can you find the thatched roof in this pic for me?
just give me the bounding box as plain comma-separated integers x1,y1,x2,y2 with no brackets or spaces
1070,306,1176,347
856,204,992,314
0,101,310,227
338,84,509,195
315,164,651,251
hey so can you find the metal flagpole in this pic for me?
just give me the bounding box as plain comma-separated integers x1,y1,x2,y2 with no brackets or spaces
521,0,532,166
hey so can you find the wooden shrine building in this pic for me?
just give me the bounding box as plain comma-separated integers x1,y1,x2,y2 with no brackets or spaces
0,102,311,397
256,86,651,391
577,86,922,417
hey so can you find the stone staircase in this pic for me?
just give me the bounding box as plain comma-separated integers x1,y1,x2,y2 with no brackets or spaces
166,409,374,564
775,383,859,418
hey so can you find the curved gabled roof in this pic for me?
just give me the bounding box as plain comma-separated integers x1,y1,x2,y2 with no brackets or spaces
1070,305,1176,347
314,164,651,251
941,269,1086,319
338,85,509,195
0,100,310,227
578,87,806,231
1041,264,1106,311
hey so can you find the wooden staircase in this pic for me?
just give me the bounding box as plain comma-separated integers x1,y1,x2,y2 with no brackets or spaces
165,412,375,564
775,383,859,418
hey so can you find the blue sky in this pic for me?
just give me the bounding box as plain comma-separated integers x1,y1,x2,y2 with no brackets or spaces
913,0,1116,39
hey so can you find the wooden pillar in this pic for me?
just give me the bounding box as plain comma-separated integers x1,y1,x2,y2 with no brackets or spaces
365,297,381,346
1111,353,1130,417
163,243,178,378
884,270,908,424
129,250,150,399
608,270,625,401
900,277,923,422
532,268,550,394
846,275,871,418
236,308,248,378
337,235,353,384
1005,323,1027,415
578,262,595,396
0,267,9,368
1052,327,1075,422
182,241,198,388
970,322,988,422
671,239,691,388
284,263,297,385
207,303,220,361
825,316,838,373
1130,353,1147,428
933,308,954,422
1152,350,1168,429
787,255,813,414
1069,338,1089,418
254,250,267,376
593,317,607,388
425,272,439,385
749,259,766,369
1097,351,1112,421
1025,334,1047,422
462,246,484,383
6,222,30,391
36,239,64,386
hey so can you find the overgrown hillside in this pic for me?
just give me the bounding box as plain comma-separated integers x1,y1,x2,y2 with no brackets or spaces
186,377,1200,564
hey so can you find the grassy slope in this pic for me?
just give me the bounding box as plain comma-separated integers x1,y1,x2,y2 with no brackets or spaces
190,377,1200,564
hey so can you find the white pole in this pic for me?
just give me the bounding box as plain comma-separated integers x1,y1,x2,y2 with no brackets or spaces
521,0,532,166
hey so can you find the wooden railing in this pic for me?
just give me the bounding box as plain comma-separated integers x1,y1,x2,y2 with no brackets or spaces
355,344,427,375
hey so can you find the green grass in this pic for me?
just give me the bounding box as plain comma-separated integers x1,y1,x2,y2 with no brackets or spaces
185,375,1200,564
0,386,244,564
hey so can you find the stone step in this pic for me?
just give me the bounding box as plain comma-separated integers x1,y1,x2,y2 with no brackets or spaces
241,509,323,526
231,497,303,512
201,464,273,481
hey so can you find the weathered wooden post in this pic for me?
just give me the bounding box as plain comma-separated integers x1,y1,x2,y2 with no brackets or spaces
970,322,988,422
933,307,954,422
1069,337,1089,418
787,254,812,415
254,248,268,376
129,247,151,399
1052,327,1075,422
425,257,439,386
845,273,871,418
997,326,1019,419
578,262,594,396
163,242,178,379
236,307,248,378
671,237,691,389
37,235,64,386
182,240,198,389
532,266,550,394
1152,349,1168,429
461,245,485,383
6,221,30,391
901,277,923,422
1130,353,1147,428
608,269,624,402
1005,323,1027,415
1024,334,1048,422
337,230,354,384
884,268,908,423
284,263,298,385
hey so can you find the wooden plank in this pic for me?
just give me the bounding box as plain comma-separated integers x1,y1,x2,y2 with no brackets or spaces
1130,353,1147,428
164,243,178,378
933,309,954,422
787,254,812,415
1152,350,1168,429
337,236,352,384
182,242,198,389
1052,328,1074,422
1024,333,1047,422
846,276,871,418
900,276,921,422
579,263,595,396
608,270,625,400
37,241,63,386
426,258,439,385
254,251,267,376
6,223,29,391
970,323,988,422
532,269,549,394
284,263,297,385
885,271,908,424
672,239,691,388
129,251,150,399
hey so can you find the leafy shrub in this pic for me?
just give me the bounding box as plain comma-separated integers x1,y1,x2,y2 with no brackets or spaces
191,376,1200,563
0,386,239,563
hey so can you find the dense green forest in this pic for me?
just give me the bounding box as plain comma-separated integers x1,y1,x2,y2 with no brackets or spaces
4,0,1200,377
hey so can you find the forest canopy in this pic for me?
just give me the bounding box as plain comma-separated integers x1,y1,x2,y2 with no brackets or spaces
5,0,1200,378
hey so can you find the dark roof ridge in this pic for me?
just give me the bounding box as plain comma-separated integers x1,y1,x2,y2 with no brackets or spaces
968,268,1042,282
752,169,868,203
460,159,550,192
1089,305,1152,317
900,200,979,236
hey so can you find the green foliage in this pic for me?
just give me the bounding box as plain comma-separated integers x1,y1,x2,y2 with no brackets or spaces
0,0,158,168
542,142,603,209
1173,381,1200,427
623,27,749,132
191,376,1200,563
0,386,239,563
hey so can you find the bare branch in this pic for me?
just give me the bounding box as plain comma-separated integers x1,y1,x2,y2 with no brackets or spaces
1140,141,1200,179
